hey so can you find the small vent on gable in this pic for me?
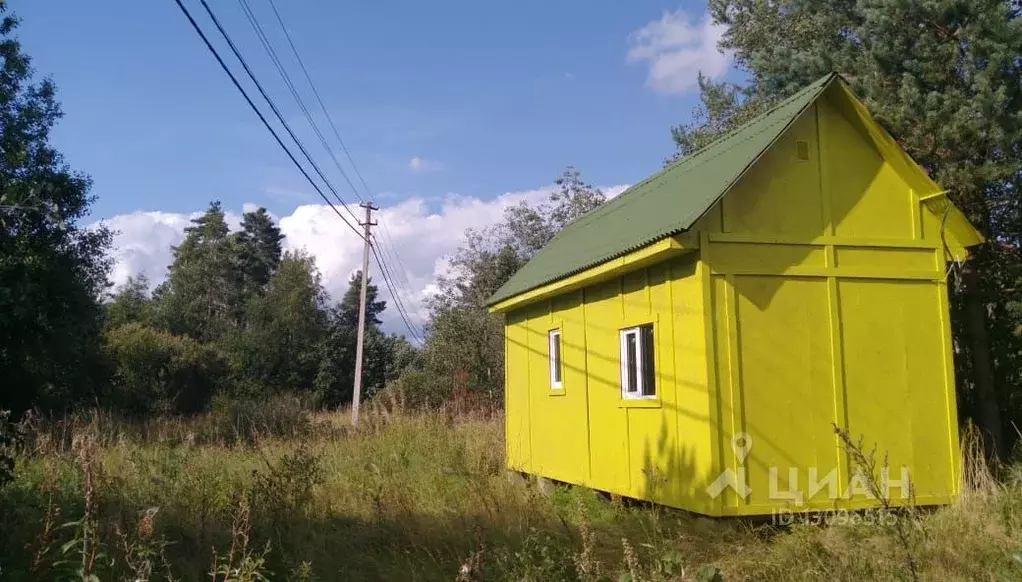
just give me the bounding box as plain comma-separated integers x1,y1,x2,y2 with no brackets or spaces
796,140,810,161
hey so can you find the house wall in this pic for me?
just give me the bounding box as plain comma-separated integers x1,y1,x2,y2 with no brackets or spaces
691,94,960,515
504,255,716,512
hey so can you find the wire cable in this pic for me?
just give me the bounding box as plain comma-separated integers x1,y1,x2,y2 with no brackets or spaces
176,0,424,341
373,224,419,310
376,258,424,343
371,232,419,319
371,243,424,342
195,0,363,227
372,242,422,341
171,0,364,240
237,0,364,224
260,0,421,308
371,241,423,342
265,0,371,200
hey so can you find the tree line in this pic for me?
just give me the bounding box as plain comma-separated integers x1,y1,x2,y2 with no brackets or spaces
2,3,1022,457
101,202,413,414
0,6,412,417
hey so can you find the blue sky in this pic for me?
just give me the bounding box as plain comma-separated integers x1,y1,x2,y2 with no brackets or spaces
16,0,730,217
14,0,734,333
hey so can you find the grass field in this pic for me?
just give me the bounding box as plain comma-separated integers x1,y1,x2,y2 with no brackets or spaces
2,403,1022,581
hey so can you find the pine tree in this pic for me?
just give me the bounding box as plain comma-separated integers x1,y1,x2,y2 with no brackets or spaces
315,271,390,405
337,270,387,328
234,207,283,297
105,275,152,329
157,201,241,341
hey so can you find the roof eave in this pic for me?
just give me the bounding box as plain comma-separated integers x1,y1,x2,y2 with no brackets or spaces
827,80,986,251
487,233,698,313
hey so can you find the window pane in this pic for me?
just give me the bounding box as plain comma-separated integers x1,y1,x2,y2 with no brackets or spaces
552,333,561,384
625,331,638,393
549,330,561,386
641,324,656,396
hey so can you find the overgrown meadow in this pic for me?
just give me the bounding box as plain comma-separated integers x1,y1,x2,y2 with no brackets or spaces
2,399,1022,581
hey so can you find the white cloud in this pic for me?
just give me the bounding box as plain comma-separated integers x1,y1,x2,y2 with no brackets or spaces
97,210,242,288
627,10,731,95
94,183,629,337
99,211,196,289
409,155,441,173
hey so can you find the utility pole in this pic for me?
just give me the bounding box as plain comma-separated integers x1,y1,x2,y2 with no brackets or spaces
352,201,377,427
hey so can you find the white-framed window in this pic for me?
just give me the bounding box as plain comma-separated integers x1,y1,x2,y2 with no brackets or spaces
620,324,656,398
548,329,563,389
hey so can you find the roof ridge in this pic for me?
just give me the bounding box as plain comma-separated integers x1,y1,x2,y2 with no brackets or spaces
558,73,836,235
487,72,838,307
660,72,836,172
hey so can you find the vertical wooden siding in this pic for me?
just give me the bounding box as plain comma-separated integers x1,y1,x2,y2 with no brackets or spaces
698,96,960,514
504,256,714,512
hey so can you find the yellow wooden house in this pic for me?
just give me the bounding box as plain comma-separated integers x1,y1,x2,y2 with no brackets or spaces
487,73,984,517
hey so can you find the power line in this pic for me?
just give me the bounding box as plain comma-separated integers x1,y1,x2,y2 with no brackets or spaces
372,220,419,310
194,0,364,228
374,248,424,343
371,233,420,324
259,0,421,312
371,241,424,343
175,0,424,344
264,0,371,200
246,0,420,315
171,0,363,240
236,0,364,224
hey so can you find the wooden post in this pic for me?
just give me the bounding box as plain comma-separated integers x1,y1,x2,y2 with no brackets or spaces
352,201,377,426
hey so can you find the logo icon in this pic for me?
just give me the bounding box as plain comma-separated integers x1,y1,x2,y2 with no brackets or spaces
706,432,752,500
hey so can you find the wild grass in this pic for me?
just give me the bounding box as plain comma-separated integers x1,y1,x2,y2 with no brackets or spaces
2,403,1022,581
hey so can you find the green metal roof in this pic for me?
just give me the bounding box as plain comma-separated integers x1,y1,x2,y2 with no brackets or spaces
487,73,837,306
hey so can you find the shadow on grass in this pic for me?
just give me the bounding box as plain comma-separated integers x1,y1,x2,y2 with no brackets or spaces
0,459,747,582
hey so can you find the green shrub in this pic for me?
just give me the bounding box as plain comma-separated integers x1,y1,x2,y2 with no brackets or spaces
377,370,453,411
103,323,227,414
201,393,313,445
251,444,324,519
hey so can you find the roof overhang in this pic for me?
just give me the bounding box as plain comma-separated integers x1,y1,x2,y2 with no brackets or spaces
828,81,985,257
487,74,985,310
487,233,698,314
